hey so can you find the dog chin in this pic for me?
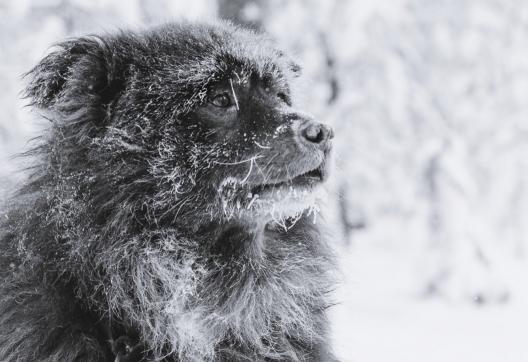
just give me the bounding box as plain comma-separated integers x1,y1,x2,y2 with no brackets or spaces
237,183,323,226
217,172,326,225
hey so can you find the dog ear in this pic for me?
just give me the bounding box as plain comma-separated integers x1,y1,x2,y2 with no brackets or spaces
275,48,302,78
25,36,123,123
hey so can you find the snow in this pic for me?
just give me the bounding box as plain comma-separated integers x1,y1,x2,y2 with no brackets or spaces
331,239,528,362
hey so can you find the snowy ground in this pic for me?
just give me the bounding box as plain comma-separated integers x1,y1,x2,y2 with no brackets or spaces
330,238,528,362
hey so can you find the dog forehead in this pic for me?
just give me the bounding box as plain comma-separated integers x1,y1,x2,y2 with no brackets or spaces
151,22,288,81
119,22,296,114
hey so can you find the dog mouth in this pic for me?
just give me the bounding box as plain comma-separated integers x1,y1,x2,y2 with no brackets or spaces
251,162,326,195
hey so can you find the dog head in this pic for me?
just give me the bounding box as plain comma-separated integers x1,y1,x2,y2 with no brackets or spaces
26,21,333,228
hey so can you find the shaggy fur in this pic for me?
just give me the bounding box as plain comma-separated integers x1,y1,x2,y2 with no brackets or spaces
0,21,337,361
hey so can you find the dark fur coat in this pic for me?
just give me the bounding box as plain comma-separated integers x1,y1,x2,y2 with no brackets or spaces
0,21,337,361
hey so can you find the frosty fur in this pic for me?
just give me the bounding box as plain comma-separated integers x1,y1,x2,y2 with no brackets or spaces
0,21,337,361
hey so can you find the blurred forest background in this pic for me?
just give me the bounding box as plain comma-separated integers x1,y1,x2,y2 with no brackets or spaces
1,0,527,361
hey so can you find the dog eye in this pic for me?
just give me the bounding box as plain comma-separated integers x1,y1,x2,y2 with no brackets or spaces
210,93,232,108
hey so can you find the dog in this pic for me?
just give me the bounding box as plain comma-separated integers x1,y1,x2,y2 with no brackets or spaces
0,21,337,361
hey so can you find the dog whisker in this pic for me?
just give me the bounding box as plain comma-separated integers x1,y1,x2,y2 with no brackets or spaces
254,141,271,149
240,157,256,184
229,78,239,111
213,154,264,166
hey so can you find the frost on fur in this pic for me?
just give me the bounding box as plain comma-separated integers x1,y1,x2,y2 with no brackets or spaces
0,21,337,362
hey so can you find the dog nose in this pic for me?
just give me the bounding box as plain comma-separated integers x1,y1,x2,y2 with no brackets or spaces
301,121,334,145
